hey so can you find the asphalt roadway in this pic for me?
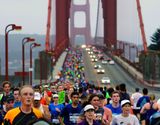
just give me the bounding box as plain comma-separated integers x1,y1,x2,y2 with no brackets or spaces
82,49,160,99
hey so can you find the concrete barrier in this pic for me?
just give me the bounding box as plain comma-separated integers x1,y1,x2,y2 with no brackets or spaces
114,56,143,79
113,56,159,88
49,51,67,82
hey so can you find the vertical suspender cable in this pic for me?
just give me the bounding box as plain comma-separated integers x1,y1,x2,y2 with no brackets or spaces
94,0,100,45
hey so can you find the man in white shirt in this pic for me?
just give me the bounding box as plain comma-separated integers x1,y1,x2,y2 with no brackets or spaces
131,88,142,118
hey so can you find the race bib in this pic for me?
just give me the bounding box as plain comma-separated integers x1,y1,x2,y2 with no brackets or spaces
52,118,60,124
69,113,79,123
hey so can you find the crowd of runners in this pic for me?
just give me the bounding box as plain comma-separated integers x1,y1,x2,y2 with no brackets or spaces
0,48,160,125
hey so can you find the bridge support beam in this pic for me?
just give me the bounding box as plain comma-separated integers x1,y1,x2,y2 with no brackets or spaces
55,0,70,58
70,0,91,47
55,0,117,51
102,0,117,50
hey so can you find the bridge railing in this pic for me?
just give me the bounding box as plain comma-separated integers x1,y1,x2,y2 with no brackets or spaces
116,40,160,85
117,40,140,63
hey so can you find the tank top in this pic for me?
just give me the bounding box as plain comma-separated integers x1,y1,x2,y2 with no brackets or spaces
146,102,157,125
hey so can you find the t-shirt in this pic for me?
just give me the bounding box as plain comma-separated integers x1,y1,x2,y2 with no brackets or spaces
95,107,104,124
106,104,122,117
14,101,21,108
60,104,82,125
78,119,100,125
49,103,64,124
4,107,43,125
131,92,142,109
111,114,140,125
137,96,150,109
120,92,130,102
0,93,13,108
0,113,3,125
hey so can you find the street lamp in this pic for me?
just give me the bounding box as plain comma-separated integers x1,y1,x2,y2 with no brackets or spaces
30,43,41,85
39,53,42,85
5,24,22,81
22,37,35,85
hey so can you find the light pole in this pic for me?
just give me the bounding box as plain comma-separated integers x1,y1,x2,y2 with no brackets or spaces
5,24,22,81
39,53,42,85
22,37,35,85
30,43,41,85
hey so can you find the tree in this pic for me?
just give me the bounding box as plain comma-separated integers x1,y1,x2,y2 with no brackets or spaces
148,28,160,50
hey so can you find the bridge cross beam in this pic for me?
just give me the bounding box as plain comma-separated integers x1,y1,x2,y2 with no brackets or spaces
70,0,91,47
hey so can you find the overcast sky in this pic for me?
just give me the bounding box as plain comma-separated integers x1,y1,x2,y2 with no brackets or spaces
0,0,160,45
117,0,160,45
0,0,48,34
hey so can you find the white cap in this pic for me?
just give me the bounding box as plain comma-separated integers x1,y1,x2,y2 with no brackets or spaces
34,92,41,100
121,100,131,107
44,85,49,88
52,94,59,98
84,104,95,112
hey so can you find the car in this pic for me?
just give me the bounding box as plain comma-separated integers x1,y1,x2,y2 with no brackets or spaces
91,58,98,62
102,60,108,64
88,51,93,55
101,77,110,84
81,44,86,48
90,55,93,58
94,65,102,69
90,55,96,58
109,60,115,65
86,48,90,51
92,55,96,58
97,68,105,74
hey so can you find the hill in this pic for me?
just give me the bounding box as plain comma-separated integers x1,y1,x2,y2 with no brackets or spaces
0,34,49,75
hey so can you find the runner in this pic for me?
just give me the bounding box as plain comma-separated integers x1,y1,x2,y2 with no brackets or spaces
111,100,139,125
3,85,43,125
59,91,82,125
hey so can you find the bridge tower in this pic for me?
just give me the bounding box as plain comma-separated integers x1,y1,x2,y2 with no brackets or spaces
70,0,91,47
102,0,117,50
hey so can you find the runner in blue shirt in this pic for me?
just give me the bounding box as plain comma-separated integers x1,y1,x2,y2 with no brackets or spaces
59,91,82,125
106,91,122,117
49,94,64,125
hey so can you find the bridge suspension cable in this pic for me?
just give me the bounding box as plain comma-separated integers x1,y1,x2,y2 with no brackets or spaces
136,0,148,53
